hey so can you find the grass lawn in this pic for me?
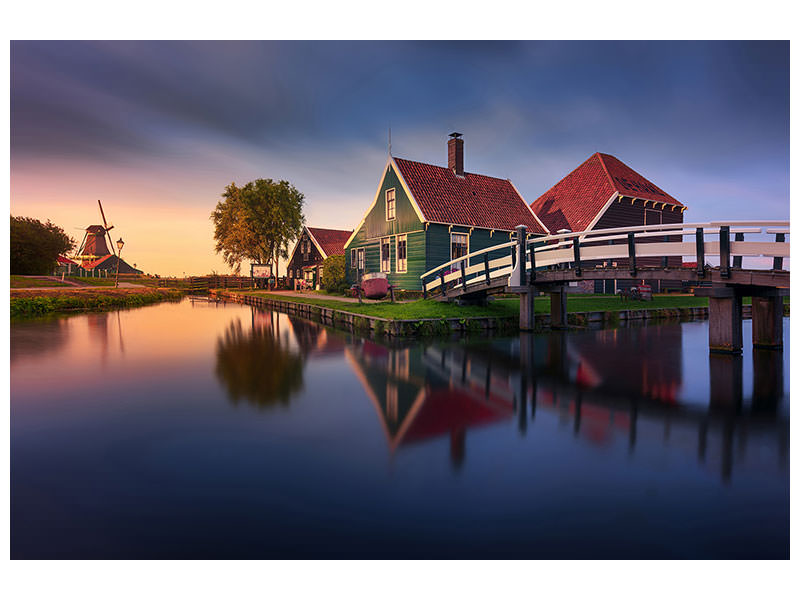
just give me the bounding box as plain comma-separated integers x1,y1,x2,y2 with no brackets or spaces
232,291,775,321
244,292,521,319
10,275,72,288
66,276,117,287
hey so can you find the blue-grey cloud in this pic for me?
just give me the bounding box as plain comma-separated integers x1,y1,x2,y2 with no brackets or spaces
11,40,789,221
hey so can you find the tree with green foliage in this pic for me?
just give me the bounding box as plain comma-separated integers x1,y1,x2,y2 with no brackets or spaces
320,254,347,294
10,216,74,275
211,179,304,275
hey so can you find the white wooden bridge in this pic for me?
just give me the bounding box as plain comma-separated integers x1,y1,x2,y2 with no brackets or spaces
420,221,789,354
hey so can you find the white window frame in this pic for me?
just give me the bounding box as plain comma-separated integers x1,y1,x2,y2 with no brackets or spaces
385,188,396,221
396,234,407,273
350,248,357,270
357,248,365,270
644,208,662,225
380,237,391,273
450,232,469,261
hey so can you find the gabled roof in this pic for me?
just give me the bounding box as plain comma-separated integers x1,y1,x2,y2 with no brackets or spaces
307,227,352,258
392,157,548,234
530,152,683,234
79,254,142,274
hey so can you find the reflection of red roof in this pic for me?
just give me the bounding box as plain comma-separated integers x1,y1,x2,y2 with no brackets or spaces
307,227,352,257
401,387,513,444
531,152,683,233
394,157,548,234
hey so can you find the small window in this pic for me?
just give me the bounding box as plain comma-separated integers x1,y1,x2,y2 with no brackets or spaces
381,238,391,272
451,232,469,260
350,248,357,270
396,235,407,273
645,209,661,226
357,248,365,270
289,269,294,278
386,188,396,221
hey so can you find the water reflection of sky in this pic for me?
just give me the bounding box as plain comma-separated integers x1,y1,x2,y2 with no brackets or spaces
10,299,789,559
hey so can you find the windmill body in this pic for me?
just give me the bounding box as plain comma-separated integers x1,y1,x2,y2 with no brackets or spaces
71,201,143,275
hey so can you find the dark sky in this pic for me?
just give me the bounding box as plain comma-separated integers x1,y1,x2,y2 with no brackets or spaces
10,41,789,274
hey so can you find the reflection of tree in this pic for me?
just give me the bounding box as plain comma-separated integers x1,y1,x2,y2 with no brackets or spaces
215,319,304,409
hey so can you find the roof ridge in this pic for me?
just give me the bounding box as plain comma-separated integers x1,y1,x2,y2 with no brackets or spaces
594,152,617,191
394,155,512,183
308,226,352,233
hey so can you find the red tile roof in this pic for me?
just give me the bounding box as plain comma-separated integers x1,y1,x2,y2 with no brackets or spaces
531,152,683,234
307,227,352,257
393,157,548,234
57,255,77,265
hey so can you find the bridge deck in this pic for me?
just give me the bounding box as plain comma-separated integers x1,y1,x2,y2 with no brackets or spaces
434,266,789,300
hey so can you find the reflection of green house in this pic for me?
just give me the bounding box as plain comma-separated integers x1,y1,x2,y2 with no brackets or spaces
345,342,513,465
344,133,548,290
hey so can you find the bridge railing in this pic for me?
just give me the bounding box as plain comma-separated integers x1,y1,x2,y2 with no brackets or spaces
420,221,789,297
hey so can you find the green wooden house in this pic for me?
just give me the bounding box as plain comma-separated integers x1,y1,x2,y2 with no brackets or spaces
344,133,549,290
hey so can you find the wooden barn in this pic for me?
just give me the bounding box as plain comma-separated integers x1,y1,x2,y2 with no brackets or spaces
344,133,548,291
531,152,686,293
286,226,352,290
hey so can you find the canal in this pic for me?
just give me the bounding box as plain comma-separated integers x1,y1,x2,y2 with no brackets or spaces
10,298,789,559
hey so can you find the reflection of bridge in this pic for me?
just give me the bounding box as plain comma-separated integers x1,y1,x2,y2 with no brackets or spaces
421,221,789,353
343,322,787,482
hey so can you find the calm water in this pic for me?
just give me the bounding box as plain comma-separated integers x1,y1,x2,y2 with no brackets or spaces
10,298,789,559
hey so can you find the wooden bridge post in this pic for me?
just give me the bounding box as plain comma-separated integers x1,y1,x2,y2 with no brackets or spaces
751,293,784,350
732,232,744,269
627,232,637,277
550,286,568,329
706,288,743,354
516,225,527,287
773,233,785,270
719,225,731,278
519,290,535,330
695,228,705,278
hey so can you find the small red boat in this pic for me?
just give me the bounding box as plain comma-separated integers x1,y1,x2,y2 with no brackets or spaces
360,272,391,299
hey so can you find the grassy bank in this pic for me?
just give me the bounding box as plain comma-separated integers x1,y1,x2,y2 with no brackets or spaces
10,288,184,319
231,291,787,321
10,275,72,288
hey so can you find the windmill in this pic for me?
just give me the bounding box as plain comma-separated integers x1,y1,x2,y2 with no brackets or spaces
73,200,117,263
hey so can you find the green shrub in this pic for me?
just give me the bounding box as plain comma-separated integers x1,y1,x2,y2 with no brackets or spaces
321,255,347,294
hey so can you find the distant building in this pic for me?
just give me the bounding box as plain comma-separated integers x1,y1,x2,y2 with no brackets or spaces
286,226,352,290
345,133,548,291
531,152,686,293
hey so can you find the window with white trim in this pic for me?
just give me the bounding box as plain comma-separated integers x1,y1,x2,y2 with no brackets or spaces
356,248,365,271
385,188,396,221
451,232,469,260
644,208,661,226
396,234,407,273
381,237,391,272
350,248,357,270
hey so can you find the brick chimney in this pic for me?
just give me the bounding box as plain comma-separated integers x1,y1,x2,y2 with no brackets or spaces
448,132,464,176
